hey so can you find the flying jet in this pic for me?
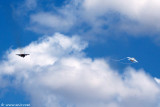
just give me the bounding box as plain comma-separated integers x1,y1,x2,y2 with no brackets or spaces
16,54,30,58
127,57,138,63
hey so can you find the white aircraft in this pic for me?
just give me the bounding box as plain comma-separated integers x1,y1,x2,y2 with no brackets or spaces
127,57,138,63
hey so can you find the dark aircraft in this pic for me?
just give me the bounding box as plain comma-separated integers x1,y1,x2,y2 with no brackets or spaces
16,54,30,58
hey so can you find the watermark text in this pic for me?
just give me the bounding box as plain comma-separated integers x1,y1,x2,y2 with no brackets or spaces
1,103,31,107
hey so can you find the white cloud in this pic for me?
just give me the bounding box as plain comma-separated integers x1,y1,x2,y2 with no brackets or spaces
82,0,160,34
0,33,160,107
27,0,160,37
30,12,75,33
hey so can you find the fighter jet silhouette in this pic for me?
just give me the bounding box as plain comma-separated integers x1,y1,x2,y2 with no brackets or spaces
16,54,30,58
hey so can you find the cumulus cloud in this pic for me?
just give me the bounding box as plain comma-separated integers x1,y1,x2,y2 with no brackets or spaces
0,33,160,107
83,0,160,34
29,11,75,33
82,0,160,34
26,0,160,38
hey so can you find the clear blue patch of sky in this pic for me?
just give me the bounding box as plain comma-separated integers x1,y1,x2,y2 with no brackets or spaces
0,87,30,104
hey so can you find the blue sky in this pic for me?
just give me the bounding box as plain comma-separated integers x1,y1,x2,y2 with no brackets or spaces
0,0,160,107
